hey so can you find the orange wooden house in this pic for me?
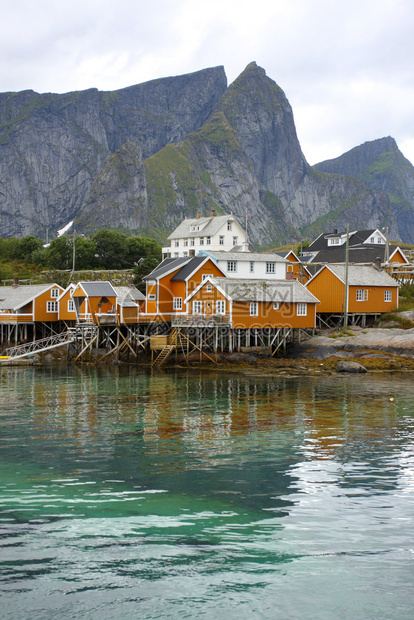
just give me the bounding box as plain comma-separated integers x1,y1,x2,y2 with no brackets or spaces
276,250,311,284
142,255,226,321
0,282,64,345
58,282,145,325
0,283,63,324
183,277,319,329
305,265,400,315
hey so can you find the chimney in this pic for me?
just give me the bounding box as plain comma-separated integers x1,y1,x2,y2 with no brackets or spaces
210,209,216,217
333,228,337,234
196,211,201,219
12,277,19,288
189,249,195,257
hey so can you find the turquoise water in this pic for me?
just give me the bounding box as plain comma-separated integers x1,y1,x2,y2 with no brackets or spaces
0,365,414,619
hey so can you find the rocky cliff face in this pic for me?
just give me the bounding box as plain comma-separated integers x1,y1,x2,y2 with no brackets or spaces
0,66,227,238
0,62,410,245
314,137,414,242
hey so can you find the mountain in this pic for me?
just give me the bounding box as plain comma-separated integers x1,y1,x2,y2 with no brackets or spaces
0,62,410,246
314,137,414,243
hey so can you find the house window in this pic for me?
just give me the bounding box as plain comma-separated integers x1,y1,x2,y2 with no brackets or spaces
328,237,340,245
219,235,225,245
227,222,232,231
173,297,182,310
184,240,188,246
47,301,58,313
287,265,293,272
193,300,202,314
199,237,204,245
356,289,368,301
174,252,179,257
148,294,156,301
216,300,226,314
297,303,307,316
266,262,276,274
250,302,258,316
206,284,212,292
190,238,195,246
273,302,279,310
68,299,75,312
370,237,375,243
233,236,238,245
227,261,237,272
206,237,211,245
50,288,59,298
175,241,179,247
202,274,214,280
384,290,392,302
250,261,254,273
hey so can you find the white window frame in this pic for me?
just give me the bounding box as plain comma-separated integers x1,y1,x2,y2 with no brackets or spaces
175,241,179,247
287,264,293,273
356,289,368,302
250,302,258,316
184,240,188,247
148,294,156,301
47,301,58,313
266,262,276,274
273,302,279,310
227,222,232,231
50,288,60,298
199,237,204,245
227,261,237,273
206,284,212,292
384,290,392,302
216,300,226,314
193,300,202,315
173,297,182,310
67,299,75,312
328,237,340,245
233,236,238,246
202,274,214,281
206,236,211,245
297,303,307,316
219,235,225,245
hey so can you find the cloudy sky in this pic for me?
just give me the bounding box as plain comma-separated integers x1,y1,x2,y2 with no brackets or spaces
2,0,414,165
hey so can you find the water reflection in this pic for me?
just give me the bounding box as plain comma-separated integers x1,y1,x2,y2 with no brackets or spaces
1,366,414,618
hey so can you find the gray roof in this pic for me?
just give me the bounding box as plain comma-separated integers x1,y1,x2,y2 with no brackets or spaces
200,250,289,263
113,286,145,301
0,284,59,311
170,256,210,281
143,257,190,280
307,244,404,265
211,278,319,304
79,281,117,297
314,265,399,287
168,214,242,240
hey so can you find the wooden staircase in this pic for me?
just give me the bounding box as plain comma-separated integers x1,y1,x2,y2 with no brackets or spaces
151,328,178,368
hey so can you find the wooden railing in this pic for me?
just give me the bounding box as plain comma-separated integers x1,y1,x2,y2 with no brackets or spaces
171,314,230,327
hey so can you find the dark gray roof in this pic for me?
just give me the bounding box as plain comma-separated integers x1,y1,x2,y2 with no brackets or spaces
307,229,378,252
310,244,401,265
79,281,117,297
170,256,210,281
143,257,190,280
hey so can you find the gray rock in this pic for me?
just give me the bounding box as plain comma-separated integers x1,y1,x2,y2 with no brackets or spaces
337,361,368,373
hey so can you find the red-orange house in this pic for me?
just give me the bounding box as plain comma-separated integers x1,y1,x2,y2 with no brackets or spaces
183,277,319,329
305,265,400,314
0,283,63,324
142,255,226,321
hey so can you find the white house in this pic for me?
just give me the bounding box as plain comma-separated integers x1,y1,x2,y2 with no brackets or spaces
197,249,289,280
162,210,249,259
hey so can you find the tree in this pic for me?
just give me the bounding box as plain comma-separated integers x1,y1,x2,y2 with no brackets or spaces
91,229,129,269
46,236,72,269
